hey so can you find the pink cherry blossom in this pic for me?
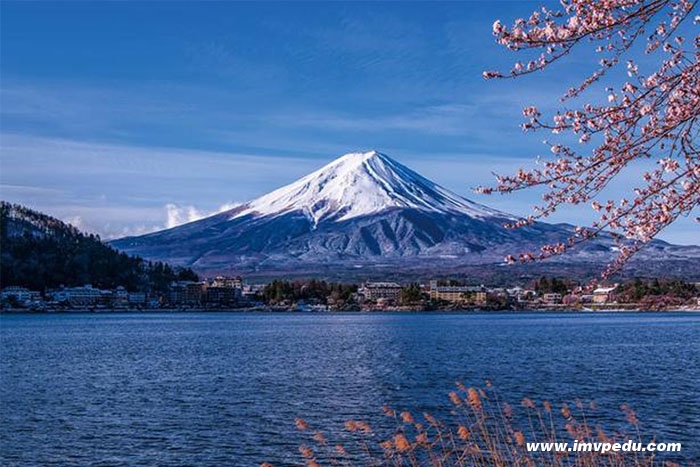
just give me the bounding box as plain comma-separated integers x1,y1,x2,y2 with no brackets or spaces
480,0,699,278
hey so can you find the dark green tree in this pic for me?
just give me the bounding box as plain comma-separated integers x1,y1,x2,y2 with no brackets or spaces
0,202,197,292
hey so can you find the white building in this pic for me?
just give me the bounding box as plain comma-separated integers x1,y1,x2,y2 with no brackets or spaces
542,293,563,304
210,276,243,289
361,282,402,302
128,291,147,305
49,285,106,306
113,286,129,307
429,280,485,303
507,287,535,302
1,286,41,306
593,285,618,304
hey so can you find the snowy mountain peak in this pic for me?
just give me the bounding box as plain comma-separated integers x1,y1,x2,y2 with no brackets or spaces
230,151,511,224
339,149,383,161
111,150,700,277
335,149,389,164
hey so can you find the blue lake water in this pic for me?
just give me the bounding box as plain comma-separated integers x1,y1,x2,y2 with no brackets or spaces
1,312,699,465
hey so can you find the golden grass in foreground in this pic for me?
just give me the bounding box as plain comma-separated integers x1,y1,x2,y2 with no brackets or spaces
263,381,686,467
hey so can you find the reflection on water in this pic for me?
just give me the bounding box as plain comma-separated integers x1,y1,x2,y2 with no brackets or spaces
1,312,699,465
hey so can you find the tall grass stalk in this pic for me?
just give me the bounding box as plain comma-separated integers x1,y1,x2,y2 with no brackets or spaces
265,383,683,467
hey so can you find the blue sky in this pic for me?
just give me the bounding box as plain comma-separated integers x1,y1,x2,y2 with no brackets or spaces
1,1,697,244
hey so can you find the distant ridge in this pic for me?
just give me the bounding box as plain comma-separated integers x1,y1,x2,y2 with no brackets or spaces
110,151,700,280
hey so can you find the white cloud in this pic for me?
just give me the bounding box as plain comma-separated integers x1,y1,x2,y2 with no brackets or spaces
164,201,241,229
165,203,206,228
55,203,237,240
63,215,85,231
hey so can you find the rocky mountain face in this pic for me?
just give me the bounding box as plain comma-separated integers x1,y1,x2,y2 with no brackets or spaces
110,151,700,280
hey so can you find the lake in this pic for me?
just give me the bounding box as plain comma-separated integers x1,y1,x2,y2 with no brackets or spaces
1,312,699,465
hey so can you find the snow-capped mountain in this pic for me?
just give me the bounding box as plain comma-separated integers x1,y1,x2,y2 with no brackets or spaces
111,151,700,279
231,151,509,225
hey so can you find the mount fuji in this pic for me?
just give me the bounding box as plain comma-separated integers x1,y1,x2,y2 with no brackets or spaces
111,151,700,280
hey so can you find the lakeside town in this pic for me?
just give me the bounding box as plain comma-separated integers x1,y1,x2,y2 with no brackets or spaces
3,203,699,315
2,276,700,313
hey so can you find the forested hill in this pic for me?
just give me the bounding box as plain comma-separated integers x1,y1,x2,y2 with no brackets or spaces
0,202,198,291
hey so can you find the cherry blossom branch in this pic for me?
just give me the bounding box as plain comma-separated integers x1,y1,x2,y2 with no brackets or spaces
478,0,699,277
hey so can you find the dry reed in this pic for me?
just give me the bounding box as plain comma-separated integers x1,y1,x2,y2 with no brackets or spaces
263,383,686,467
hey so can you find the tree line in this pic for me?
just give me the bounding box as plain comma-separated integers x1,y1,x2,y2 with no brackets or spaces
260,279,358,306
0,202,198,292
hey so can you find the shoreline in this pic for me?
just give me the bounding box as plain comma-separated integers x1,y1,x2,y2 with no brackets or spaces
2,306,699,315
